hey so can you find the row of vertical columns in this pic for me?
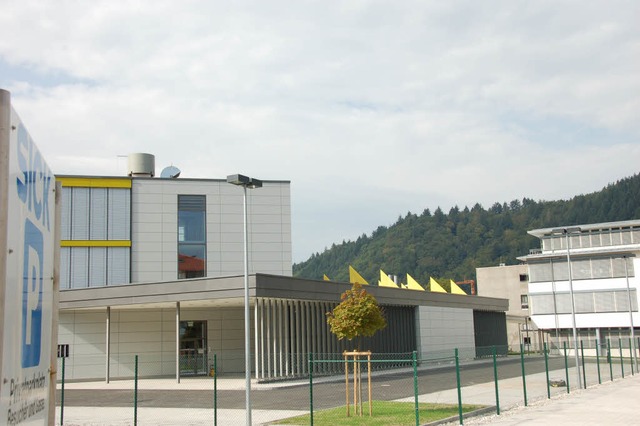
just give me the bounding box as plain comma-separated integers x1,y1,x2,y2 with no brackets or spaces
258,298,264,378
254,300,259,382
105,306,111,383
254,298,343,379
176,302,180,383
400,308,416,364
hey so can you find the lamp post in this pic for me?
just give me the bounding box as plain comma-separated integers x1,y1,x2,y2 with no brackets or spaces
623,255,638,371
551,227,581,390
227,174,262,426
550,262,561,353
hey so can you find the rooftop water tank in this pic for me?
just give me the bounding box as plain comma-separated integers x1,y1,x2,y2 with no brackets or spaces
127,153,155,177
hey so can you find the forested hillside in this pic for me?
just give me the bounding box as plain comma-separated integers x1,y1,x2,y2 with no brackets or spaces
293,173,640,284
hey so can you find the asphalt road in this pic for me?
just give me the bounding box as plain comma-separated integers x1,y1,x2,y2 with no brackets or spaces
57,356,568,411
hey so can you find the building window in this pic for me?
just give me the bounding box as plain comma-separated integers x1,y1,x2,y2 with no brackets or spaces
60,186,131,289
62,186,131,240
60,246,130,289
528,256,635,283
519,274,528,282
529,290,638,315
521,295,529,309
178,195,206,279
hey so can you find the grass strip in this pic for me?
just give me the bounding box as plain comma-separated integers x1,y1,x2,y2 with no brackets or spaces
272,401,485,425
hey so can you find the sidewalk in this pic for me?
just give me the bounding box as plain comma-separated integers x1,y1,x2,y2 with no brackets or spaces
459,374,640,425
407,360,640,425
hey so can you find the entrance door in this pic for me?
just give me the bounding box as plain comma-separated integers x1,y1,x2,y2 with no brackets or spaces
179,320,208,375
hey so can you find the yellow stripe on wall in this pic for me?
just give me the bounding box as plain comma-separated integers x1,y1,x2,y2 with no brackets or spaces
57,177,132,188
61,240,131,247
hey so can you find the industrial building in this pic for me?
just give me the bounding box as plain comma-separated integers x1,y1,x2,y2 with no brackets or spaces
519,221,640,354
476,264,543,352
57,154,509,381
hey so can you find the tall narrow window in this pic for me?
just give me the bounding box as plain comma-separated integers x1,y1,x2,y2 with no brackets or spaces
178,195,206,278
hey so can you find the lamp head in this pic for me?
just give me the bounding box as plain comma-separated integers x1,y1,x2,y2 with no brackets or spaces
227,174,251,186
227,174,262,189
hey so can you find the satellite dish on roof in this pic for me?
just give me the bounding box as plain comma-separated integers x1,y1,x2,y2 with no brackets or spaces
160,165,181,178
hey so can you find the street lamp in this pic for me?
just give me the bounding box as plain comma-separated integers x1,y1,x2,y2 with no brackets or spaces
623,255,638,371
551,226,581,389
227,174,262,426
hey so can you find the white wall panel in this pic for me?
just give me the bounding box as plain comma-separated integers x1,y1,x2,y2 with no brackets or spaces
127,179,291,282
416,306,475,357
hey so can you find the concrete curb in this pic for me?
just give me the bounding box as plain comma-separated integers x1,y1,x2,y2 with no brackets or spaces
425,406,496,426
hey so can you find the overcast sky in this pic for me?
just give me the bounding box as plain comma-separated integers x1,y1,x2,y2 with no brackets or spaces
2,1,639,263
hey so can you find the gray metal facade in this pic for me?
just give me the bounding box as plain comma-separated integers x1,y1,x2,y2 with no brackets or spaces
58,274,508,380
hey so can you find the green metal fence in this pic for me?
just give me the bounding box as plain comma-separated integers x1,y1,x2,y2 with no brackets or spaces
55,338,639,425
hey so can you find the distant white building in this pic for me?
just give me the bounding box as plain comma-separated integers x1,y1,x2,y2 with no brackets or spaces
519,220,639,353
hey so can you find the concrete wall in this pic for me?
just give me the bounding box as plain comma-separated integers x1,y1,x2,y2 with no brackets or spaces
131,178,292,283
59,307,248,381
505,314,544,352
182,307,246,374
477,264,532,351
415,306,475,358
59,310,108,380
477,264,529,316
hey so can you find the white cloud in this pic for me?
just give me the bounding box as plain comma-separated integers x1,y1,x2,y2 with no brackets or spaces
2,0,639,262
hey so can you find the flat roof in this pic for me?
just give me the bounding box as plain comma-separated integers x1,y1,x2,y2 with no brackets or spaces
59,273,508,312
55,174,291,184
528,219,640,238
518,246,638,262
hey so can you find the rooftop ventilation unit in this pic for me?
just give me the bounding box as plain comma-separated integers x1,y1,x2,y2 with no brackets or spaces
127,153,155,177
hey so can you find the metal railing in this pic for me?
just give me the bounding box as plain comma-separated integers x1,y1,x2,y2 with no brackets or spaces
55,338,639,425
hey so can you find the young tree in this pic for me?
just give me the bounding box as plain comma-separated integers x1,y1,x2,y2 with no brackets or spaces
326,283,387,348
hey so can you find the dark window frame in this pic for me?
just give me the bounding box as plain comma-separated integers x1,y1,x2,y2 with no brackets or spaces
178,195,206,279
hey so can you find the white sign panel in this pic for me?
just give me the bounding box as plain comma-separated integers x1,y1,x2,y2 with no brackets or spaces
1,93,55,425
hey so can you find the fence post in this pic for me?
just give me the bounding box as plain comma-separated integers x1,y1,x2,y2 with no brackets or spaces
596,340,601,385
60,356,65,426
455,348,463,425
411,351,420,426
619,338,624,378
607,339,613,381
563,342,570,394
543,342,550,399
520,344,527,406
134,355,138,426
309,353,314,426
345,354,349,417
214,353,217,426
493,346,500,414
367,353,372,417
413,351,419,426
580,340,586,389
